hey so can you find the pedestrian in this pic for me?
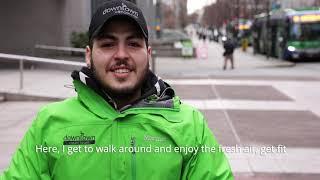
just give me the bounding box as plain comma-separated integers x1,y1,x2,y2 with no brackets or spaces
223,38,235,70
0,1,233,179
241,37,248,52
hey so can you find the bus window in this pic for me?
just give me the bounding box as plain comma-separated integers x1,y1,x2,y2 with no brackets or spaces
301,23,320,40
290,24,301,40
290,23,320,41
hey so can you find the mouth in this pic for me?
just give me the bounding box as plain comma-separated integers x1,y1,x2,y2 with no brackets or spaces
110,66,133,78
112,68,130,73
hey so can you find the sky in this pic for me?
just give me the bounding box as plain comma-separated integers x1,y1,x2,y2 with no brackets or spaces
187,0,216,14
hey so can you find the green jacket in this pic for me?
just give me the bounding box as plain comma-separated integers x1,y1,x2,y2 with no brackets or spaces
1,70,233,180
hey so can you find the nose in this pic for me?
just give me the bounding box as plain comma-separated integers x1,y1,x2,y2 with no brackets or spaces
114,43,129,60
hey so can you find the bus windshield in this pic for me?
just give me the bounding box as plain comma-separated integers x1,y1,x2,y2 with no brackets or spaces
290,22,320,41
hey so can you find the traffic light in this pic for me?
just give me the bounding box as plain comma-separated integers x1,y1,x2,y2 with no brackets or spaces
156,25,161,39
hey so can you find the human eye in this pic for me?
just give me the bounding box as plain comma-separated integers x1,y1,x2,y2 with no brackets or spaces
96,37,116,48
128,41,142,48
101,41,115,48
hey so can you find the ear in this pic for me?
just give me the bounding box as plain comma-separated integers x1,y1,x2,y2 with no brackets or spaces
147,46,152,60
85,45,92,68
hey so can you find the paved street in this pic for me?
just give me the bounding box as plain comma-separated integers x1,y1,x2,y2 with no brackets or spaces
1,41,320,179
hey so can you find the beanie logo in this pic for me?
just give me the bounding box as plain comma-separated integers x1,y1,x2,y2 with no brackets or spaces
102,3,139,18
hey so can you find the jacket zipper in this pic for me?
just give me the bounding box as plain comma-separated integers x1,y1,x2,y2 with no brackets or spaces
131,137,136,180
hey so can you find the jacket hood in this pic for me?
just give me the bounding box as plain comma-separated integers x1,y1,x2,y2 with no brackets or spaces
71,67,177,112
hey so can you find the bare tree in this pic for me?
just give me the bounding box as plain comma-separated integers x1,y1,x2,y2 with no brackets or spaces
161,3,176,29
314,0,320,6
200,0,270,28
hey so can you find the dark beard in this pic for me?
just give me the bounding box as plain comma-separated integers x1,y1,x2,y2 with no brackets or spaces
90,57,149,100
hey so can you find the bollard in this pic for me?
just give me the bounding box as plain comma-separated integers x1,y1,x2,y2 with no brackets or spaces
19,58,24,90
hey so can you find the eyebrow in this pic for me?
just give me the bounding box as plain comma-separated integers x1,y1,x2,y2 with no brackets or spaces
96,33,144,41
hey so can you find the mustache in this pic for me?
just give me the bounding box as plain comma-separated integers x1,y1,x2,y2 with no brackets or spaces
110,59,134,70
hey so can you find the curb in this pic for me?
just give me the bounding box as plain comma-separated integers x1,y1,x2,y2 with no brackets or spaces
0,92,64,102
0,94,4,102
256,62,296,69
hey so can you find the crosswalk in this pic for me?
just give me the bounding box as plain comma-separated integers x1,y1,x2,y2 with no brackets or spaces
169,78,320,174
168,78,320,116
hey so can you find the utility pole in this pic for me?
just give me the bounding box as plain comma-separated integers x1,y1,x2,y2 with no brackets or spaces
236,0,240,41
237,0,240,19
266,0,270,59
237,0,240,20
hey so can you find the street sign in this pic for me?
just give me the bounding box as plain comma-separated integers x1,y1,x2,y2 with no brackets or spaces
181,41,194,57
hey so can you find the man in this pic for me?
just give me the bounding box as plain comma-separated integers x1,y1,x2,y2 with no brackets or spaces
1,0,233,179
223,38,235,70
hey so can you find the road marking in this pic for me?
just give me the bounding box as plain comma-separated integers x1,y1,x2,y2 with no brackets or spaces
183,99,307,111
226,147,320,173
211,85,255,175
167,79,320,85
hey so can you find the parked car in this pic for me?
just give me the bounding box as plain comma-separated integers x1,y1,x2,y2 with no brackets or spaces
158,29,193,48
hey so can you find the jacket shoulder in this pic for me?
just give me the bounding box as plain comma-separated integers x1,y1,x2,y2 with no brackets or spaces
36,97,79,116
32,97,84,127
176,102,207,134
179,102,205,122
39,97,80,114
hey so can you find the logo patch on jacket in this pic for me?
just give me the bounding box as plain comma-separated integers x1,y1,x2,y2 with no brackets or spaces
63,131,96,145
144,135,167,142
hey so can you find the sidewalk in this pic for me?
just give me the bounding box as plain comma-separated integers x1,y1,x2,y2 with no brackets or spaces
0,69,75,99
1,69,320,177
153,37,296,78
1,47,320,179
155,46,295,77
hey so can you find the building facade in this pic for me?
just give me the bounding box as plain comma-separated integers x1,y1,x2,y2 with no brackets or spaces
0,0,155,56
0,0,90,55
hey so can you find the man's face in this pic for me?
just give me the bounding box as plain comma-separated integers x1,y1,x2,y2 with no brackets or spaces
86,17,151,97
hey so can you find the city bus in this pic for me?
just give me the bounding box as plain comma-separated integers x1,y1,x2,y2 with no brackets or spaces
252,7,320,60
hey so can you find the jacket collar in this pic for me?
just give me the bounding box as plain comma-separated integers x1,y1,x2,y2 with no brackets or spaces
71,67,179,118
73,79,118,119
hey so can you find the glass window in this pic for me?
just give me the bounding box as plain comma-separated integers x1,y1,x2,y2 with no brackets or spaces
290,22,320,41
